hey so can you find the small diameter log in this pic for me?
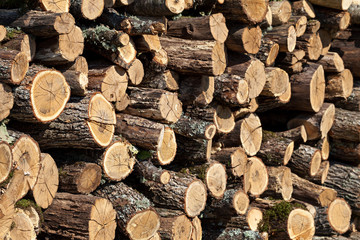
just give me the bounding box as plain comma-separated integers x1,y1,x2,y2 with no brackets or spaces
287,144,322,178
61,70,88,96
127,59,144,86
263,24,297,53
257,82,292,112
213,0,269,24
217,113,262,156
158,210,193,240
179,75,214,107
94,182,160,240
167,13,228,43
276,125,308,143
0,142,12,184
292,0,316,18
269,0,292,26
257,130,294,166
133,34,161,53
101,140,136,181
11,66,71,123
58,162,101,194
325,69,354,101
263,166,293,201
88,64,128,103
2,29,36,61
324,162,360,215
35,26,84,64
329,108,360,142
0,195,15,239
349,0,360,25
43,192,116,240
309,136,330,160
0,49,29,85
276,50,305,65
57,56,88,76
175,135,212,163
170,114,216,140
32,153,58,209
306,19,321,33
70,0,104,20
315,7,351,31
286,63,325,112
296,33,322,60
125,87,182,124
277,61,303,74
233,98,259,119
124,0,185,16
329,139,360,165
331,40,360,77
255,38,279,67
289,16,307,37
287,209,315,240
314,198,352,235
8,209,36,240
226,25,262,54
287,103,336,140
214,73,249,107
261,67,289,97
39,0,70,13
160,36,226,76
115,113,177,165
0,83,13,121
13,93,116,149
212,147,248,178
135,160,171,184
304,161,330,185
140,69,178,91
291,173,337,207
10,11,75,37
121,15,167,36
317,52,345,73
243,157,269,197
308,0,352,10
141,171,207,218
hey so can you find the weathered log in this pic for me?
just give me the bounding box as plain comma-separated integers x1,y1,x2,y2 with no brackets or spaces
1,29,36,61
296,32,322,60
317,52,345,73
0,83,13,122
135,160,171,185
276,125,308,143
225,25,262,54
316,8,351,31
263,24,297,52
175,134,212,163
70,0,104,20
288,144,322,178
325,69,354,101
260,67,289,97
329,107,360,142
179,75,214,106
7,209,36,240
304,160,329,185
214,73,249,107
57,56,88,76
133,34,161,53
255,38,279,67
212,147,248,178
263,166,293,201
308,0,352,10
125,0,185,16
202,227,262,240
39,0,70,12
306,19,321,33
329,138,360,165
157,209,193,240
332,40,360,76
348,0,360,25
292,0,316,18
289,15,307,37
0,49,29,85
269,0,292,25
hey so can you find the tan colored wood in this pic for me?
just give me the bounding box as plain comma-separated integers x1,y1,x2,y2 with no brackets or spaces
9,209,36,240
70,0,104,20
325,69,353,100
289,15,307,37
214,73,249,107
296,33,322,60
306,19,321,33
256,38,279,67
226,25,262,54
179,75,214,107
39,0,70,12
212,147,248,178
2,31,36,61
158,213,193,240
287,209,315,240
261,67,289,97
288,144,322,178
115,93,130,112
244,157,268,196
308,0,352,10
57,56,88,76
203,161,227,199
62,70,88,96
0,192,15,239
264,24,296,52
127,58,144,85
0,49,29,85
0,142,12,184
265,166,293,201
269,0,292,25
292,0,316,18
0,25,5,42
191,217,202,240
0,83,13,122
304,160,329,185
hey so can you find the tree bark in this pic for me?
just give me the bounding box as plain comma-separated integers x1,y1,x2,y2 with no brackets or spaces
263,24,297,53
331,39,360,77
329,107,360,142
0,49,29,85
124,0,185,16
325,69,354,101
212,147,248,178
255,38,279,67
175,134,212,163
288,144,322,178
292,0,316,18
296,32,322,60
226,25,262,54
134,160,171,184
214,73,249,107
269,0,292,26
179,75,214,107
329,138,360,165
1,29,36,61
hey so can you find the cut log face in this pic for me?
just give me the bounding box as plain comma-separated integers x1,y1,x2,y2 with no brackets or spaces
212,147,248,177
264,166,293,201
326,69,353,100
264,25,296,53
2,32,36,62
0,83,13,121
0,142,12,184
191,217,202,240
214,104,235,133
32,153,59,209
206,162,227,199
326,198,352,234
225,25,262,54
185,180,207,217
0,25,5,42
244,157,269,196
9,209,36,240
287,209,315,240
318,52,344,73
39,0,70,12
0,195,15,240
0,49,29,85
158,213,193,240
89,198,117,240
71,0,105,20
247,208,263,231
292,0,316,18
308,0,352,10
102,140,135,181
127,58,144,85
262,67,289,97
240,114,263,156
233,190,250,215
270,0,292,25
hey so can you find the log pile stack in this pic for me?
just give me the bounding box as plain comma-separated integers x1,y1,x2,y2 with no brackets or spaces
0,0,359,239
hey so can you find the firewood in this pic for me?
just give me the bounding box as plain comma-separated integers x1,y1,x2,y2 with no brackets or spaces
140,69,178,91
325,69,354,102
212,147,248,178
7,209,36,240
0,49,29,85
255,38,279,67
331,39,360,77
32,153,58,209
318,52,345,73
43,192,116,240
35,26,84,64
289,15,307,37
160,36,226,76
257,81,292,112
57,56,88,76
11,65,71,123
329,108,360,142
175,134,212,163
125,87,182,124
124,0,185,16
263,24,297,53
276,125,308,143
214,73,249,107
12,93,116,149
296,32,322,60
114,93,130,112
17,205,41,235
288,143,322,178
292,0,316,18
304,160,329,184
308,0,352,10
269,0,292,26
70,0,104,20
319,29,332,56
329,139,360,165
306,19,321,33
214,0,269,24
191,216,202,240
1,29,36,61
0,142,12,185
0,83,13,122
0,193,15,239
60,70,88,96
264,166,293,201
202,227,263,240
291,173,337,207
115,113,177,165
316,8,351,31
261,67,289,97
39,0,70,12
133,34,161,53
179,75,214,107
156,209,193,240
243,157,269,197
277,61,303,74
135,160,171,185
276,50,305,65
287,208,316,239
126,58,144,86
226,25,262,54
233,98,259,119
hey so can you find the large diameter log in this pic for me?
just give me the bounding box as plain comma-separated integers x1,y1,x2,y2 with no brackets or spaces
329,139,360,165
125,87,182,124
160,36,226,76
287,209,315,239
287,103,336,140
214,73,249,107
124,0,185,16
212,147,248,178
286,63,325,112
226,25,262,54
269,0,292,25
329,108,360,142
35,26,84,64
39,0,70,12
94,182,160,239
0,142,12,184
43,192,116,240
331,39,360,77
115,113,177,165
11,67,71,123
10,11,75,37
288,144,322,178
70,0,104,20
263,166,293,201
325,69,354,100
0,49,29,85
263,24,297,52
0,83,13,121
213,0,269,24
2,29,36,61
167,13,228,43
296,33,322,60
243,157,269,197
12,93,116,149
291,173,337,207
308,0,352,10
324,163,360,216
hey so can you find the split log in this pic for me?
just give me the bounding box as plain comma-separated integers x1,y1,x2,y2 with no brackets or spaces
35,26,84,64
324,163,360,216
43,192,116,240
329,108,360,142
127,58,144,86
175,135,212,163
39,0,70,12
269,0,292,26
261,67,289,97
308,0,352,10
213,0,269,24
157,209,193,240
225,25,262,54
0,83,13,121
135,160,171,184
291,173,337,207
263,24,297,52
214,73,249,107
287,103,336,140
276,125,308,143
160,36,226,76
325,69,354,101
70,0,104,20
1,29,36,61
0,49,29,85
286,63,325,112
125,0,185,16
0,142,12,184
304,160,329,184
255,38,279,67
243,157,269,197
289,15,307,37
212,147,248,178
12,93,116,149
167,13,228,43
331,39,360,77
217,113,262,156
296,33,322,60
115,113,177,165
257,130,294,166
306,19,321,33
10,11,75,37
125,87,182,124
292,0,316,18
11,66,71,123
287,144,322,178
316,8,351,31
179,75,214,106
32,153,58,209
329,139,360,165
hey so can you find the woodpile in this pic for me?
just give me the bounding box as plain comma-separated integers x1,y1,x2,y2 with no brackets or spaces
0,0,359,239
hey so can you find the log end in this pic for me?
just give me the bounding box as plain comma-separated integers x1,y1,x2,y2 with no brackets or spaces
81,0,104,20
160,170,171,185
328,198,352,234
240,113,262,156
0,141,12,184
11,51,29,84
281,167,293,201
242,0,269,24
185,180,207,218
246,157,268,196
233,190,250,215
40,0,70,13
0,25,6,42
320,161,330,184
319,188,337,207
205,124,217,140
310,150,322,177
284,141,294,165
157,127,177,165
165,0,185,14
320,104,335,139
76,163,102,194
266,43,279,67
287,209,315,240
206,162,227,199
246,59,266,98
54,13,75,34
209,13,229,43
211,42,227,76
159,93,182,124
127,59,144,86
214,104,235,134
247,207,263,231
89,198,117,240
231,148,248,177
243,26,262,54
287,25,297,53
101,66,128,103
310,65,325,112
59,26,84,62
126,209,160,240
